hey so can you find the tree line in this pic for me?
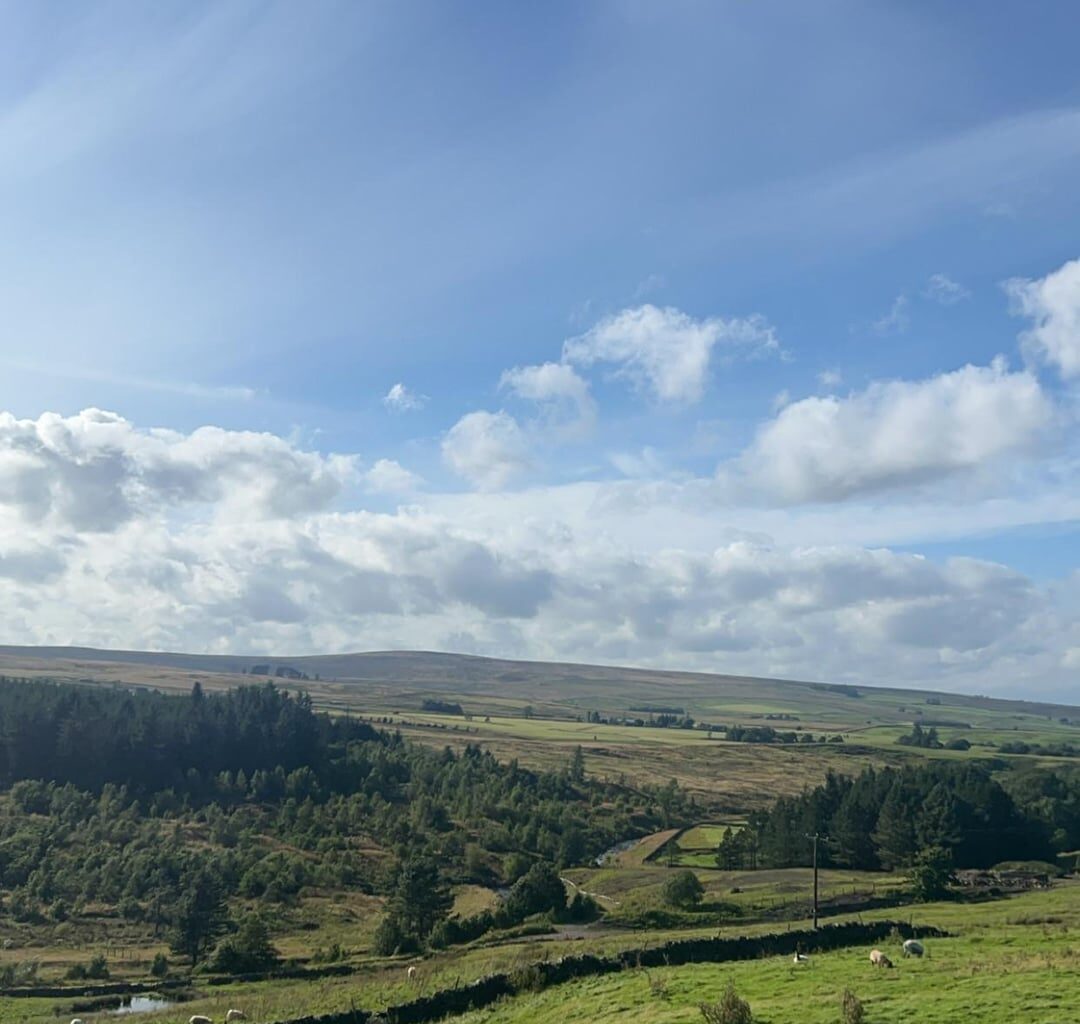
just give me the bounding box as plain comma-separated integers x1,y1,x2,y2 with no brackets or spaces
714,761,1080,874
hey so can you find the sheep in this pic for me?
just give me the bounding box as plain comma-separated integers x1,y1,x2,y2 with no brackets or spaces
869,949,893,968
792,952,811,965
189,1016,213,1024
226,1012,248,1022
407,964,418,980
902,938,925,957
71,1019,85,1024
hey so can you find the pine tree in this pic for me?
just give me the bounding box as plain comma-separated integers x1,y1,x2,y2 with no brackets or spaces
872,780,916,869
168,869,229,965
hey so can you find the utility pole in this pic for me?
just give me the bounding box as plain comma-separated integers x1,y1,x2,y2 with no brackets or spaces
805,832,828,929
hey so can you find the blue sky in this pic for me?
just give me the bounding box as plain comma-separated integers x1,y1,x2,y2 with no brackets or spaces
2,2,1080,698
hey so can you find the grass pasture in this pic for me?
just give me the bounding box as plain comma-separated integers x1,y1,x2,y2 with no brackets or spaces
449,882,1080,1024
3,881,1072,1024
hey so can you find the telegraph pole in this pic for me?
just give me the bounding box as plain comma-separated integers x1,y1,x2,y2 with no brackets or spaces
805,832,828,929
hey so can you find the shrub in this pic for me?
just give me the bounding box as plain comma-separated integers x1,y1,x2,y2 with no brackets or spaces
508,961,545,992
663,869,705,909
841,989,865,1024
372,914,415,956
312,942,345,963
206,915,280,975
86,954,110,980
910,845,953,901
700,980,752,1024
0,961,39,986
645,970,669,1000
150,952,169,978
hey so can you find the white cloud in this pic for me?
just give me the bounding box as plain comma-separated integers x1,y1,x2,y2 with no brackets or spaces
1,406,1078,697
563,304,779,405
609,447,665,478
923,273,970,306
872,294,910,334
1007,257,1080,379
0,408,355,531
500,362,595,435
817,369,842,388
732,359,1053,503
383,382,427,412
441,410,531,490
363,459,423,495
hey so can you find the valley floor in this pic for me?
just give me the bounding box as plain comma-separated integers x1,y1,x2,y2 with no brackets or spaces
2,880,1078,1024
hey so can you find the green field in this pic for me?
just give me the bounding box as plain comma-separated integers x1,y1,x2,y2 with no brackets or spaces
0,649,1077,1023
2,882,1076,1024
3,646,1078,813
448,883,1080,1024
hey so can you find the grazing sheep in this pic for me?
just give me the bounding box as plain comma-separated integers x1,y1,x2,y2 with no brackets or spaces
190,1016,213,1024
226,1013,248,1023
902,938,925,957
407,964,418,980
792,952,811,964
71,1019,85,1024
869,949,893,968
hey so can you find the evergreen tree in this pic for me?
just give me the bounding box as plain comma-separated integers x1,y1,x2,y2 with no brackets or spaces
569,745,586,784
872,780,917,869
168,869,229,965
385,857,452,947
910,845,953,901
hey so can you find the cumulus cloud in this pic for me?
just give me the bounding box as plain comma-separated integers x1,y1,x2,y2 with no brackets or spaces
500,361,595,435
1007,257,1080,378
441,410,531,490
731,359,1053,502
563,304,779,405
383,382,427,412
0,408,355,531
0,405,1076,695
363,459,423,495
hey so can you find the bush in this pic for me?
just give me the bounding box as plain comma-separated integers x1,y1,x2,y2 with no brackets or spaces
372,914,416,956
663,869,705,909
87,954,110,979
910,845,953,901
508,961,545,993
841,989,865,1024
503,862,567,921
312,942,345,963
0,961,39,987
700,981,752,1024
150,952,169,978
67,955,109,980
206,916,281,975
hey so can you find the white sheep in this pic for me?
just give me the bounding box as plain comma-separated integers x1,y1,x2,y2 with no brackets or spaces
189,1016,213,1024
869,948,893,968
71,1019,85,1024
902,938,924,957
407,964,418,980
226,1012,248,1022
792,952,810,964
